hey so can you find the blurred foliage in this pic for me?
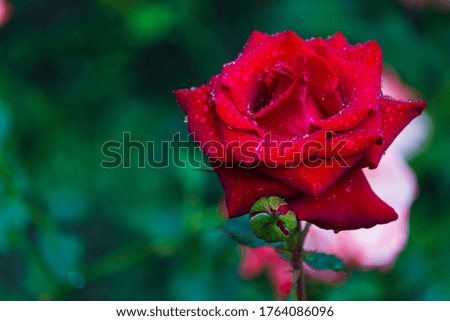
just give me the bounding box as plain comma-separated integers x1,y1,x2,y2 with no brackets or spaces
0,0,449,300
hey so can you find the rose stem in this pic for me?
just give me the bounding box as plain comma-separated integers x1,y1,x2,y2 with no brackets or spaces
292,222,311,301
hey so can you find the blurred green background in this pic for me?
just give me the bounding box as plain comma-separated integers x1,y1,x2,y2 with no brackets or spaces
0,0,449,300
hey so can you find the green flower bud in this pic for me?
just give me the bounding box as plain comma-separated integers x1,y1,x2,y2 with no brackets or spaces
249,196,298,243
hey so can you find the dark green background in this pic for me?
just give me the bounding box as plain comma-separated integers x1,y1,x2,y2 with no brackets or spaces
0,0,449,300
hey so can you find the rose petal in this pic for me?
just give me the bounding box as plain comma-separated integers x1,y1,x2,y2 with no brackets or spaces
364,96,426,168
325,32,350,49
255,78,323,138
315,109,382,158
213,164,298,217
213,79,262,133
218,123,328,166
290,169,398,230
292,54,338,100
175,80,224,159
320,91,342,117
249,65,297,117
257,155,361,196
218,123,264,164
222,31,314,116
251,54,337,119
312,41,383,131
174,89,193,114
242,30,270,54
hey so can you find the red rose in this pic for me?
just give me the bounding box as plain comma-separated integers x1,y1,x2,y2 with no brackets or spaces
174,31,425,231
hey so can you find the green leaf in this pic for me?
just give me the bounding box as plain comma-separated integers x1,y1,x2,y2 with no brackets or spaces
219,214,282,248
304,252,346,271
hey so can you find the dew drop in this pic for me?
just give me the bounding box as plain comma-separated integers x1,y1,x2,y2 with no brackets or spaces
183,116,188,123
200,117,206,123
346,140,355,149
388,116,394,122
203,106,209,112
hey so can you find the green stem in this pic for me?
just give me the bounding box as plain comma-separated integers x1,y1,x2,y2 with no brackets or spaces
291,222,311,301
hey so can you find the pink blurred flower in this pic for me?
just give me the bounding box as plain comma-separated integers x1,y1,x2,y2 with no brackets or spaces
238,69,430,299
0,0,12,27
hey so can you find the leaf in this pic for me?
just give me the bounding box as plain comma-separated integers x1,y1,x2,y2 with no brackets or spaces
218,214,282,248
303,252,346,271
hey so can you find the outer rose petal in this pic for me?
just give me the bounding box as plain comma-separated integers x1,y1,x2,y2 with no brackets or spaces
256,155,361,196
173,89,192,114
365,97,425,168
174,81,225,159
382,69,431,159
290,169,398,230
324,32,350,49
213,164,298,217
241,30,270,54
314,108,383,159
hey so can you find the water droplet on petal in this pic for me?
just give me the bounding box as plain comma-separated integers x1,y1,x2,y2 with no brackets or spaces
346,140,355,149
200,117,206,123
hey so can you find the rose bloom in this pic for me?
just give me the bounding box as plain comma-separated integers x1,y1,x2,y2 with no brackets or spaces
239,70,430,299
175,30,425,231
